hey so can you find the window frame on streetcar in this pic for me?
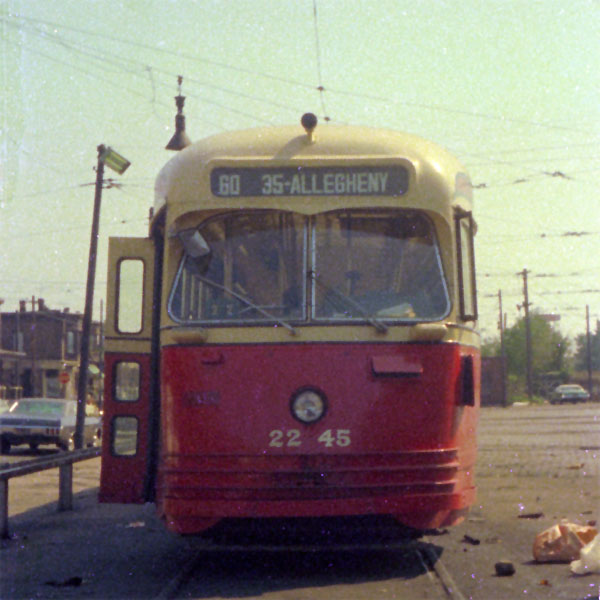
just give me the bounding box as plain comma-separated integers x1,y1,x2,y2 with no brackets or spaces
167,208,451,327
115,257,145,334
113,360,142,403
455,210,478,321
310,209,451,325
167,210,308,326
110,415,140,457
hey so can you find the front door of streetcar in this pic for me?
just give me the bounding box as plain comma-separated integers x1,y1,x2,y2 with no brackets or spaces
100,237,158,503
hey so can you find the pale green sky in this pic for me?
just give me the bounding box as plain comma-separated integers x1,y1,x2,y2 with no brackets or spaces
1,0,599,341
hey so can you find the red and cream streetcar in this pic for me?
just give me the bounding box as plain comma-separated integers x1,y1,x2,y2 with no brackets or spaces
100,113,480,535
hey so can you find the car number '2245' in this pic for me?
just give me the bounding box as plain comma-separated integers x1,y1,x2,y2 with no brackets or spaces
269,429,351,448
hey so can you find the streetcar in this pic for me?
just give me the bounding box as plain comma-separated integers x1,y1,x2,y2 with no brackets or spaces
99,114,480,535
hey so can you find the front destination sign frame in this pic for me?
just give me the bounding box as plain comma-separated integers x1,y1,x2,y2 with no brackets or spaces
211,166,409,197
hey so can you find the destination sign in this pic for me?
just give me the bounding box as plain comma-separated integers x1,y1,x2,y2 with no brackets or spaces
210,166,409,197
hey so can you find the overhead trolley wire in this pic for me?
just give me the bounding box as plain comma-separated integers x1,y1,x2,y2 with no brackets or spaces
4,14,315,91
4,16,301,126
6,13,598,141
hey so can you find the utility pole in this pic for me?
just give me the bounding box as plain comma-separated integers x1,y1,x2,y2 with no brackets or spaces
75,149,105,449
75,145,130,450
586,305,592,396
31,296,37,396
498,290,508,406
518,269,533,399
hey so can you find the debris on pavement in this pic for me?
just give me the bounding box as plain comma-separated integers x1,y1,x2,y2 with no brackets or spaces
570,533,600,575
518,512,544,519
125,521,146,528
45,576,83,587
494,560,515,576
533,522,598,563
462,534,480,545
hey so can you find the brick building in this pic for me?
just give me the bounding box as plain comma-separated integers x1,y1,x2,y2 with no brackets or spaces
0,298,102,403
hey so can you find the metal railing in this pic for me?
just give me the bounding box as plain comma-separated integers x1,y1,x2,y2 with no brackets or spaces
0,447,100,538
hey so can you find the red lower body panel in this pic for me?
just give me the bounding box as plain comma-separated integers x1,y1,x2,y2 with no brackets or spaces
159,451,476,534
157,341,479,534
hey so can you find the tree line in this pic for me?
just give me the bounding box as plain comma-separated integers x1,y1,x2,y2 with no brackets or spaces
481,310,599,398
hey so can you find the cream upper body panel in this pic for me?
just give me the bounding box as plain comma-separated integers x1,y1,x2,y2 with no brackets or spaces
152,121,476,340
153,124,472,228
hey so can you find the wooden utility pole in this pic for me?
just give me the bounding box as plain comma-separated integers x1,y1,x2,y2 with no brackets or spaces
498,290,508,406
75,147,105,450
518,269,533,399
31,296,37,396
586,305,593,395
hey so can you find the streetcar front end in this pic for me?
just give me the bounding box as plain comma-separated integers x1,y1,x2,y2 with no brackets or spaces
100,119,480,536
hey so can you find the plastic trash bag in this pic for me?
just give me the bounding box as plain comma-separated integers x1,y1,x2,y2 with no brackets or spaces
571,533,600,574
533,522,598,563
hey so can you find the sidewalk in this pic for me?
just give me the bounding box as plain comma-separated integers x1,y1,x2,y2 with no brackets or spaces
2,478,192,599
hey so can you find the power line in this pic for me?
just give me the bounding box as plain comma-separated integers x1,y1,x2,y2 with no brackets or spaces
4,14,315,90
311,0,329,121
5,17,298,126
324,86,596,137
7,12,599,142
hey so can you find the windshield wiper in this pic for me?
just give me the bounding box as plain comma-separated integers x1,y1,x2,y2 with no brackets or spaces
194,274,297,336
310,272,388,333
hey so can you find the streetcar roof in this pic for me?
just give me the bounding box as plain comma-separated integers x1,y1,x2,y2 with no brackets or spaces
154,123,472,226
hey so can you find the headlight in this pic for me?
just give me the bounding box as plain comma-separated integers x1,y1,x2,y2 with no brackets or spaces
290,388,327,424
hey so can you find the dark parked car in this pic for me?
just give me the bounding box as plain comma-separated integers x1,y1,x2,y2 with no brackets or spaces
549,384,590,405
0,398,101,454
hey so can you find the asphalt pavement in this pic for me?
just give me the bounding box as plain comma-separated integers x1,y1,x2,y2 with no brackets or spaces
1,404,598,600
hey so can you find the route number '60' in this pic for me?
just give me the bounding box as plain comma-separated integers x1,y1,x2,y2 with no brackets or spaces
268,429,351,448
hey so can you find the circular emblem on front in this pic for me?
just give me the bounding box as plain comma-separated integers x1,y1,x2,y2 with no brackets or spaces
290,387,327,424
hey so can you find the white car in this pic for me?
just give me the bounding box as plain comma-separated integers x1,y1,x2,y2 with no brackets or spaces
0,398,101,454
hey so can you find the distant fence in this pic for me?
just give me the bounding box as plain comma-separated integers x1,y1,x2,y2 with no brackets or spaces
0,447,100,538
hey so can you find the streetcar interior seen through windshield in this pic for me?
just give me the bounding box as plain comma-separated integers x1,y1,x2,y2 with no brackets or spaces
168,209,450,325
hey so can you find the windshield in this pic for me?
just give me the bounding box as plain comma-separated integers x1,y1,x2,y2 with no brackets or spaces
168,209,449,326
312,211,449,321
9,400,67,416
169,211,306,323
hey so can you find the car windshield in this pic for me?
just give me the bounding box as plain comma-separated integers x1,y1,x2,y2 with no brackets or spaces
9,400,67,416
168,209,449,326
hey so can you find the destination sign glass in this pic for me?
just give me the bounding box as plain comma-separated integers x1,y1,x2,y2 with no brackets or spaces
211,166,409,197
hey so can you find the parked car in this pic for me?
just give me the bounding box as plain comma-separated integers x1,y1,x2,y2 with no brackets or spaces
0,398,101,454
549,384,590,404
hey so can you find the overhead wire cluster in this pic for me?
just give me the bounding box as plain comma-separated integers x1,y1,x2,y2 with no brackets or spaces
2,9,598,334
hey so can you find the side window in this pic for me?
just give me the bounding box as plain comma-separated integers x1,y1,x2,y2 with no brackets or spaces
117,259,144,333
66,331,76,356
111,416,139,456
114,362,141,402
14,331,24,352
456,212,477,321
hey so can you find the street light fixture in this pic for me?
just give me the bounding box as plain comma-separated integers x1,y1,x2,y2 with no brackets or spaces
99,146,131,175
74,145,130,450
